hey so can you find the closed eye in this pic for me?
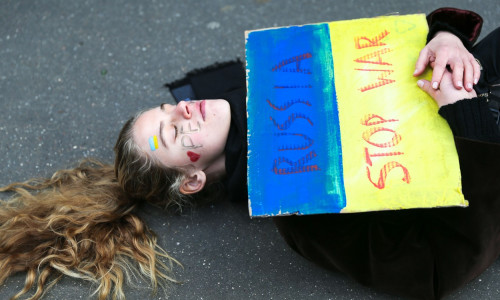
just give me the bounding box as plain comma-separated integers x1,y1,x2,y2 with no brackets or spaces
159,121,167,148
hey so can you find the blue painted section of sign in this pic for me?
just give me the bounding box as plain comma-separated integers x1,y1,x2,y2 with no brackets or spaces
246,23,346,216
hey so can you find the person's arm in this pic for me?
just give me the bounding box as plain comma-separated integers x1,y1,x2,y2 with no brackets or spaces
418,70,500,143
438,98,500,143
426,7,483,48
414,8,483,92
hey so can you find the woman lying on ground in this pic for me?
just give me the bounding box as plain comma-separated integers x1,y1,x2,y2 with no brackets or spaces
1,7,498,300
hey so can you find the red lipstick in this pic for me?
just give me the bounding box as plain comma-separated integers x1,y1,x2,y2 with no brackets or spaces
187,151,200,162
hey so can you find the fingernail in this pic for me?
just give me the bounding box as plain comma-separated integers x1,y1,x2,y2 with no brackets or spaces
417,80,424,88
432,82,438,89
457,81,463,88
467,83,473,90
474,78,479,84
413,69,418,75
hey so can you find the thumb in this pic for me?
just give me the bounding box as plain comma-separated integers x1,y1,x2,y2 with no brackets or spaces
417,79,435,97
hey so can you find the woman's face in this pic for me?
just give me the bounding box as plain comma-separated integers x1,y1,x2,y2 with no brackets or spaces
133,99,231,171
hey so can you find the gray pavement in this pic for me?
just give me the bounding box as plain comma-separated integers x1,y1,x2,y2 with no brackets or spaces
1,0,499,299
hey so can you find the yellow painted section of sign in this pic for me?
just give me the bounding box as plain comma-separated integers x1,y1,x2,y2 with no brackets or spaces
328,14,466,212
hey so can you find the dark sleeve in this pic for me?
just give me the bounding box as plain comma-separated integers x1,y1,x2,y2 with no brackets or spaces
426,7,483,49
438,97,500,143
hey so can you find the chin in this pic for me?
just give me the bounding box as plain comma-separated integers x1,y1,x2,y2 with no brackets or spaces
209,99,231,118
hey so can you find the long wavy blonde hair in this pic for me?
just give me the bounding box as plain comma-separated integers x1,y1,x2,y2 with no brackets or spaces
0,109,196,300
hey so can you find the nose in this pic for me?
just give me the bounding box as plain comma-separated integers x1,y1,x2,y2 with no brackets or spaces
176,101,192,119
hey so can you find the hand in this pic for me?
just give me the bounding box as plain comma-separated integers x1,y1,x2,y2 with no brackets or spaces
417,69,477,108
414,31,480,92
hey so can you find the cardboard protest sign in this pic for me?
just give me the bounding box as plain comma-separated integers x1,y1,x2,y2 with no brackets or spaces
245,14,467,217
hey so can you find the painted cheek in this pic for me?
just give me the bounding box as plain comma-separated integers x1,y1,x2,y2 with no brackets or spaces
187,151,200,162
181,135,202,149
180,122,201,134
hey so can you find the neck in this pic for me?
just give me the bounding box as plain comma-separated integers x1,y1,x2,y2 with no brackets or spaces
203,154,226,183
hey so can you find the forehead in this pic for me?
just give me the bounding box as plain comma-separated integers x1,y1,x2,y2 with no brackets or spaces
135,106,161,127
132,107,163,148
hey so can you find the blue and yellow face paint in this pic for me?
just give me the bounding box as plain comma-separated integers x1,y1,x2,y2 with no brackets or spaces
149,135,159,151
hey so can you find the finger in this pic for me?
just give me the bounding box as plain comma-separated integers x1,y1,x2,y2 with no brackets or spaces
471,55,481,85
414,47,430,76
450,61,464,90
431,55,448,89
462,57,474,91
417,79,436,98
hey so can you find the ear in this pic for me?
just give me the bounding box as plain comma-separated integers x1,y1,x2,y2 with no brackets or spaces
179,170,206,195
